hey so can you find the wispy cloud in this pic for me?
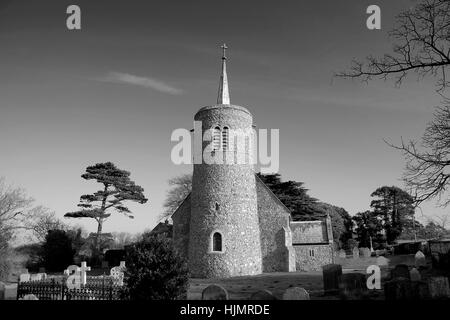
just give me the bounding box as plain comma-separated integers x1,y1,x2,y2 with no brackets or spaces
98,72,183,95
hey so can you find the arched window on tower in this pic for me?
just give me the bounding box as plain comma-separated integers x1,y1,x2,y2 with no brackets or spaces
213,126,221,151
222,126,229,151
212,232,222,252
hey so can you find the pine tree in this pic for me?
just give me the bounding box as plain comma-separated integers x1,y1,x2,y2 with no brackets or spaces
65,162,148,249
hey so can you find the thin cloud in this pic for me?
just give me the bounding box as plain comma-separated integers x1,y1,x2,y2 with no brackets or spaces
98,72,183,95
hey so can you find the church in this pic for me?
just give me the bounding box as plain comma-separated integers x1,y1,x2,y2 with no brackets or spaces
172,45,334,278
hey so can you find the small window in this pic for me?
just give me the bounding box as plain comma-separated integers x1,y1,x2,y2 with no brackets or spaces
213,232,222,252
309,249,315,257
222,126,229,151
215,202,220,211
213,126,221,151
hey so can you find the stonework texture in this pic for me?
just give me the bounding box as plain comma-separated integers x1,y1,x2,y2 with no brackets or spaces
256,175,292,272
188,104,262,278
171,194,191,259
170,103,334,278
294,244,333,271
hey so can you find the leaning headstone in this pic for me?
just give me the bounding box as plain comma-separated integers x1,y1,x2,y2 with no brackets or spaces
409,268,421,282
376,256,389,266
427,277,450,299
202,284,229,300
338,249,346,259
391,264,410,280
19,273,31,283
282,287,310,300
414,251,427,268
250,290,277,300
19,294,39,300
322,264,342,294
352,247,360,259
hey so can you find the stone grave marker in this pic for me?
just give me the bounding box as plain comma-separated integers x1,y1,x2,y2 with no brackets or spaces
362,247,371,258
352,247,360,259
384,279,413,300
414,251,426,268
282,287,310,300
0,281,5,300
202,284,229,300
338,249,346,259
19,273,31,283
391,264,410,280
427,277,450,299
250,290,277,300
19,294,39,300
339,273,368,299
110,262,126,286
322,264,342,294
409,268,421,282
376,256,389,266
4,284,18,300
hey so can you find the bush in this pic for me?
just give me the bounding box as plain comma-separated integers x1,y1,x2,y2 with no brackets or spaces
123,233,189,300
0,227,12,281
41,229,75,272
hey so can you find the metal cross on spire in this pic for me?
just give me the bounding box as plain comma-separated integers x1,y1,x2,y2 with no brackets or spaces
221,43,228,59
217,43,230,105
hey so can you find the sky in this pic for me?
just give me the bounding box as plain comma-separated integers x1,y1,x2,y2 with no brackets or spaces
0,0,447,239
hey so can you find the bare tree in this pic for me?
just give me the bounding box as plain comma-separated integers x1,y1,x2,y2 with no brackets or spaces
0,177,35,233
336,0,450,93
388,105,450,206
160,173,192,221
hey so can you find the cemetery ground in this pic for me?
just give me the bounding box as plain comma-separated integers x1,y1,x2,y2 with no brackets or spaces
4,251,448,300
188,254,421,300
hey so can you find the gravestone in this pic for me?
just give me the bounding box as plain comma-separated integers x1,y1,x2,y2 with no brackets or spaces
282,287,310,300
202,284,229,300
361,247,371,258
110,261,126,286
250,290,277,300
19,294,39,300
427,277,450,299
376,256,389,266
352,247,359,259
322,264,342,294
338,249,346,259
19,273,31,283
3,284,18,300
414,251,426,268
339,273,368,299
384,279,413,300
409,268,421,282
30,274,42,282
391,264,410,280
0,281,5,300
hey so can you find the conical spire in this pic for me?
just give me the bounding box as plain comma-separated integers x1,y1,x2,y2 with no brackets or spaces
217,43,230,105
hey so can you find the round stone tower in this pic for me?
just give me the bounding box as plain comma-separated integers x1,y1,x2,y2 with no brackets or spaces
188,44,262,278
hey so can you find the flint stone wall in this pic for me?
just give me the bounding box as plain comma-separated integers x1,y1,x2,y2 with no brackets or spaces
256,176,293,272
188,104,262,278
